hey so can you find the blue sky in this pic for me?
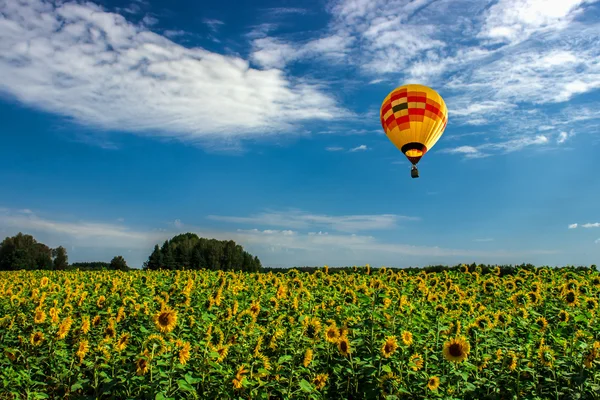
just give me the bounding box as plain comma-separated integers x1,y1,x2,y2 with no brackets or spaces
1,0,599,269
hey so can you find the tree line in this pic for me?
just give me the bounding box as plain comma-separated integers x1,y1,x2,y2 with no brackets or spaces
0,232,262,272
2,232,596,274
0,233,130,271
142,233,262,272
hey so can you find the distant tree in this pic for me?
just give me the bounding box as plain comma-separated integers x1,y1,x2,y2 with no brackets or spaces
69,261,111,271
52,246,68,270
143,233,262,272
0,232,53,270
110,255,129,271
143,244,163,270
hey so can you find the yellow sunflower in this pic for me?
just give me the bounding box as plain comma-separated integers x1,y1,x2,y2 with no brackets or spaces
153,305,178,333
76,340,89,363
535,317,548,332
337,335,351,357
34,308,46,324
401,330,413,346
558,310,569,323
427,376,440,391
538,341,554,367
178,341,191,365
442,336,471,363
303,348,313,367
325,324,340,343
115,333,130,352
409,353,424,371
136,358,149,375
313,373,328,390
30,331,44,346
563,290,579,307
381,336,398,358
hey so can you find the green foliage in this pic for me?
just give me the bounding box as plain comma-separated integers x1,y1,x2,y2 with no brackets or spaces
68,262,112,271
0,233,53,271
143,232,262,272
110,255,130,271
52,246,68,270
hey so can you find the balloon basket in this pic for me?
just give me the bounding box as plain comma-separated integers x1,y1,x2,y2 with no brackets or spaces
411,166,419,179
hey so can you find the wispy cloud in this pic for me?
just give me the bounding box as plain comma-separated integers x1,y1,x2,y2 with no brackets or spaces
440,135,550,159
246,0,600,156
206,209,417,232
202,18,224,32
478,0,591,45
250,34,354,69
260,7,308,16
568,222,600,228
583,223,600,228
326,146,344,151
0,206,561,267
438,145,490,159
349,144,368,152
0,0,350,148
0,208,164,249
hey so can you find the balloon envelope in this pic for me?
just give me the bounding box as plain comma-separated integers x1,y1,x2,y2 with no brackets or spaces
380,84,448,165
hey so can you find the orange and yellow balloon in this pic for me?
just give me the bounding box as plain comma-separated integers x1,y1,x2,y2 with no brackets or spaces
380,84,448,167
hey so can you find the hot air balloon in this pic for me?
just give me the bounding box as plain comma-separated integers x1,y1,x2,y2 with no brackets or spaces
380,84,448,178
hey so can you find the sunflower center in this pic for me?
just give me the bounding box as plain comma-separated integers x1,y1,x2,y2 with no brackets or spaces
449,343,463,357
340,341,348,352
158,312,171,326
566,292,575,303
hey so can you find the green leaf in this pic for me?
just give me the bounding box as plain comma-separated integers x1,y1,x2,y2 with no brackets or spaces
178,379,195,392
184,373,201,385
278,355,292,364
299,379,313,393
70,382,83,392
382,364,392,373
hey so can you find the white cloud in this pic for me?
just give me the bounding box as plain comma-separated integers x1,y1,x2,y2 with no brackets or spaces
558,132,569,143
250,34,354,69
206,209,418,232
438,145,490,159
0,206,563,267
478,0,592,44
446,46,600,108
441,134,550,159
0,0,349,147
557,130,577,144
582,222,600,228
569,222,600,228
448,100,515,118
326,146,344,151
349,144,368,152
174,219,183,229
202,18,224,32
0,208,164,249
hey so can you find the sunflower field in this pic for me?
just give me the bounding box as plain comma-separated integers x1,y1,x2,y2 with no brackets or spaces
1,265,600,399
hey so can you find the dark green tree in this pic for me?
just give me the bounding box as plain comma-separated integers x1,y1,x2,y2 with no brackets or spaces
143,244,163,270
52,246,68,270
0,233,53,270
69,261,111,271
110,255,129,271
143,233,262,272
